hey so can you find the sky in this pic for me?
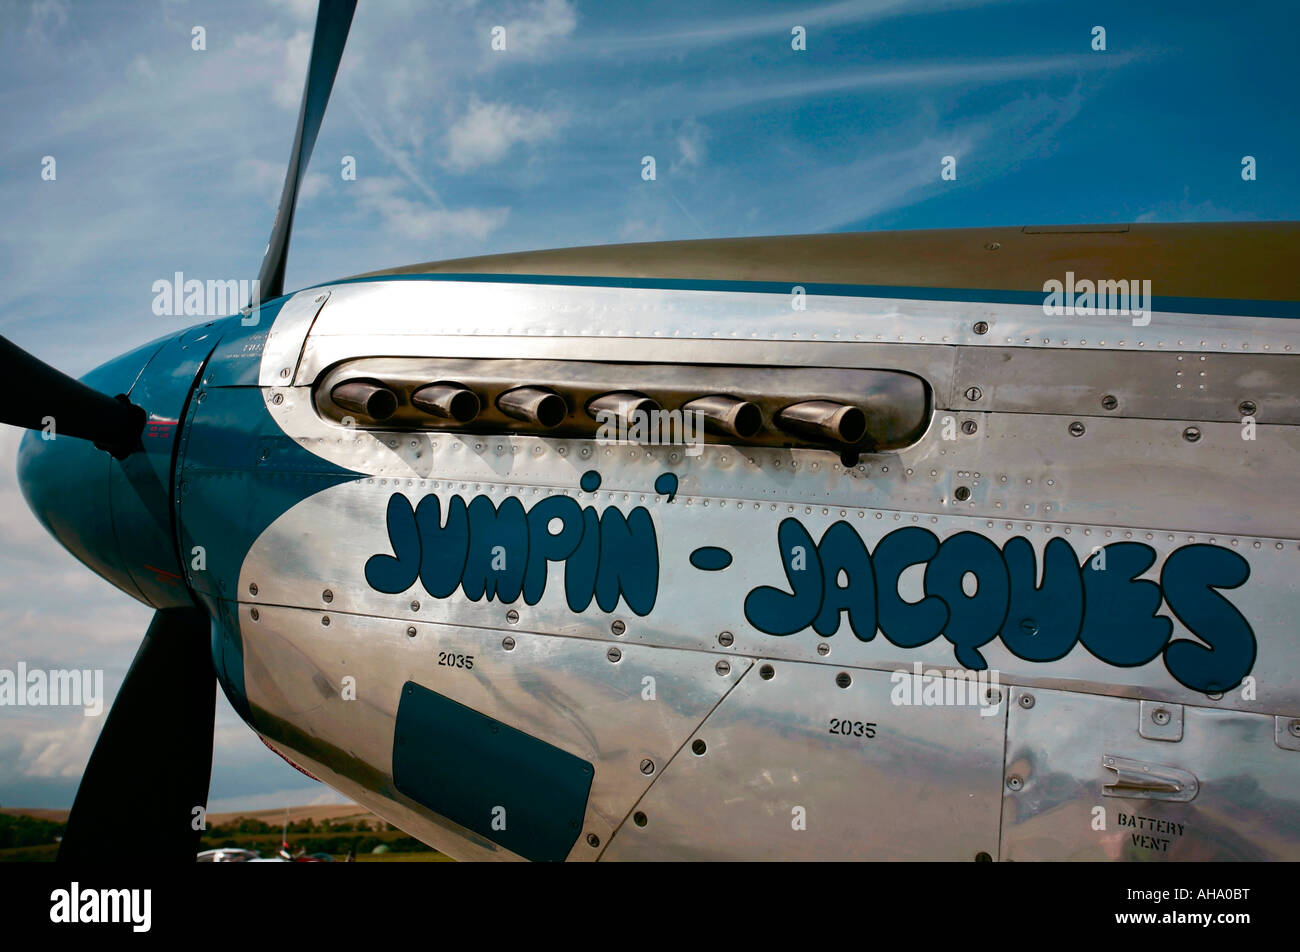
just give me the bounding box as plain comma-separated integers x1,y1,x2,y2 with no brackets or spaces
0,0,1296,811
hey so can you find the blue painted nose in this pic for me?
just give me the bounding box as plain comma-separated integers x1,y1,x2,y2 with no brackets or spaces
16,324,219,608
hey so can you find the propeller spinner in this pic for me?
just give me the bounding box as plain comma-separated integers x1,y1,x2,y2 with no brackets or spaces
5,0,357,861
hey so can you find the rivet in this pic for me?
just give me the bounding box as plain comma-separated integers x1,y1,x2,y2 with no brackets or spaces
611,620,626,636
1068,421,1086,437
639,759,655,775
717,631,734,647
1019,693,1035,709
607,647,622,663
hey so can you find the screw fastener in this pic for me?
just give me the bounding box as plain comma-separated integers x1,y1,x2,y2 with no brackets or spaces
1068,421,1086,437
607,647,622,663
1019,694,1035,709
718,631,734,647
715,660,731,676
1101,394,1119,410
639,759,655,775
964,387,983,402
611,620,626,636
1007,776,1024,791
1152,708,1171,726
1183,426,1202,443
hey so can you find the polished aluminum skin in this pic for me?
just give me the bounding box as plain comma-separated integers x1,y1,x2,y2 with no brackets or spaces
224,280,1298,861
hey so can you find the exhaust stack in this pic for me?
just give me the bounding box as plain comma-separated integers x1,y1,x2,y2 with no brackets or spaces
412,383,481,423
775,400,867,445
331,380,398,422
586,391,661,428
498,387,567,429
683,395,763,440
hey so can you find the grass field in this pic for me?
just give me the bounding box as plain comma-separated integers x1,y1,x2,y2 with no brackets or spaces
0,803,456,862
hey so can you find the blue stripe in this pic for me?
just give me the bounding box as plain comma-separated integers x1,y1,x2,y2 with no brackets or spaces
312,272,1300,319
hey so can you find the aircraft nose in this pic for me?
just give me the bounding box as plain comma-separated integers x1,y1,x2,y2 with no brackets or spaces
15,334,168,603
15,329,212,608
17,421,143,599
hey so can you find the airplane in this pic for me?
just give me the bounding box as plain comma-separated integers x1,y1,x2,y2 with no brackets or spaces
4,0,1297,862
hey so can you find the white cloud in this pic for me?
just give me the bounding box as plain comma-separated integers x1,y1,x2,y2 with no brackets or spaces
268,0,319,21
356,176,508,241
673,118,707,172
276,29,313,110
445,98,563,172
500,0,578,58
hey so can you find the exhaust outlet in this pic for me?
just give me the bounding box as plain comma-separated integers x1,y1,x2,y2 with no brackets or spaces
586,391,661,427
682,395,763,440
498,386,567,429
412,383,481,423
331,380,399,422
776,400,867,445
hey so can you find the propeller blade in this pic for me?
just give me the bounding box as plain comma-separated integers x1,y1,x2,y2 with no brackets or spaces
254,0,358,303
0,335,144,458
59,607,216,863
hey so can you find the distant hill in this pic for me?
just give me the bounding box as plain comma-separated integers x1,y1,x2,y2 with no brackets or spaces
0,802,376,826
